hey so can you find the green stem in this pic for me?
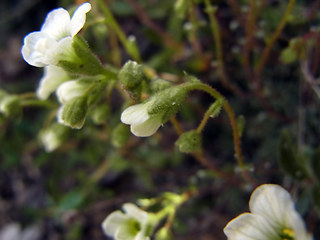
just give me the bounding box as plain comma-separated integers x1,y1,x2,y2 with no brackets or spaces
95,0,142,62
21,99,58,108
204,0,243,96
184,82,255,185
196,100,222,133
255,0,296,77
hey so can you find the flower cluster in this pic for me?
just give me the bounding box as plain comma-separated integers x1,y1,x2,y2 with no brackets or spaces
224,184,313,240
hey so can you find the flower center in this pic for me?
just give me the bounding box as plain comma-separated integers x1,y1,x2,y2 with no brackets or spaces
280,228,295,240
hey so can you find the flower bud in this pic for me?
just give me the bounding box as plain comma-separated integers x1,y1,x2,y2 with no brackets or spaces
111,123,130,147
58,96,88,129
118,60,146,100
147,86,187,122
155,227,173,240
39,123,70,152
0,94,21,117
149,78,172,93
91,104,110,125
56,79,91,104
175,130,201,153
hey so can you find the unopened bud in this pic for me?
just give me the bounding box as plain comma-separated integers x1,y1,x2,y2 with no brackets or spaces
58,96,88,129
0,94,21,117
175,130,201,153
118,60,146,100
148,86,187,122
111,123,130,147
91,104,110,125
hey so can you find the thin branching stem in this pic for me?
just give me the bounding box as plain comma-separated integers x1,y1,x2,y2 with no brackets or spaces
255,0,296,79
185,82,256,186
204,0,244,96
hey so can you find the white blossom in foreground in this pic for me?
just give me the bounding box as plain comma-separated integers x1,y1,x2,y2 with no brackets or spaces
102,203,150,240
37,65,69,99
21,2,91,67
121,102,163,137
224,184,313,240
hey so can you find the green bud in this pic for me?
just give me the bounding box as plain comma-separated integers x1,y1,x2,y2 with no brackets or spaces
111,123,130,148
280,48,297,64
59,96,88,129
174,0,189,19
175,130,201,153
148,86,187,122
155,227,173,240
59,36,105,76
0,94,21,117
118,60,146,99
149,78,172,93
280,38,304,64
91,104,110,125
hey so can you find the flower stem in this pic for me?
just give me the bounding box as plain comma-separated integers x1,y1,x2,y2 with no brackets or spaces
21,99,58,108
95,0,142,62
204,0,244,96
254,0,296,78
184,82,255,185
196,100,222,133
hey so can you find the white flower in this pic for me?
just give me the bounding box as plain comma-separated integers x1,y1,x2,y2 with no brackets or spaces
21,2,91,67
224,184,313,240
102,203,150,240
39,123,68,152
37,65,69,99
56,79,90,104
120,102,162,137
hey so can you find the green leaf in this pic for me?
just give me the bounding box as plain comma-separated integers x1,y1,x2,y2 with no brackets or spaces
58,191,85,210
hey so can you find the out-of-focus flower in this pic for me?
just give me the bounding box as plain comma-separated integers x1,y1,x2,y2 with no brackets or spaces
37,65,69,100
102,203,150,240
224,184,313,240
21,2,91,67
39,123,69,152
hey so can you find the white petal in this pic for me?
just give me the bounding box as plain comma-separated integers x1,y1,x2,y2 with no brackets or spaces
249,184,296,228
70,2,92,37
41,8,71,40
56,80,87,104
101,211,129,236
130,116,162,137
21,32,58,67
224,213,278,240
121,104,150,125
37,65,69,99
123,203,149,224
57,106,64,125
46,37,75,65
134,231,150,240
